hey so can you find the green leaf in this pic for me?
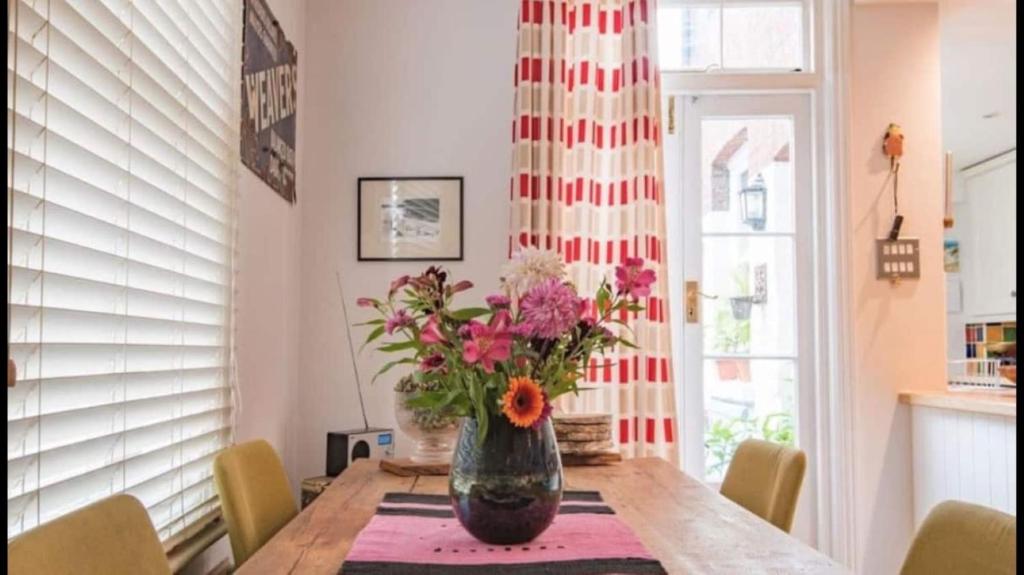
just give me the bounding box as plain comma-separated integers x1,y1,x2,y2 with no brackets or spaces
448,307,491,321
617,338,639,349
354,318,387,327
370,358,416,384
360,325,387,352
376,340,421,353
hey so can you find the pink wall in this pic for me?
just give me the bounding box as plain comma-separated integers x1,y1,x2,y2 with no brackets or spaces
849,3,946,573
295,0,518,481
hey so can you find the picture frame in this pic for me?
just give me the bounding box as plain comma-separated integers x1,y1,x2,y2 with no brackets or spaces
357,177,464,261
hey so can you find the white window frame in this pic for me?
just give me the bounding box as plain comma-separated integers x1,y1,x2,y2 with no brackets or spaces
659,0,856,567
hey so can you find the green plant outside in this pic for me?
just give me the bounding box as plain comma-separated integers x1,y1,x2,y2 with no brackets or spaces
704,411,795,478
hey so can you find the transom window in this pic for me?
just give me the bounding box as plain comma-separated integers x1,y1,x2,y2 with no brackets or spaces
658,0,809,72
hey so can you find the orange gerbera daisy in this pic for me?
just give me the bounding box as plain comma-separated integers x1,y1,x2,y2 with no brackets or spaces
501,376,546,428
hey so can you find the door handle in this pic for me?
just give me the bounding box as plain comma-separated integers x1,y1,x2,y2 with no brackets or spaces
686,281,715,323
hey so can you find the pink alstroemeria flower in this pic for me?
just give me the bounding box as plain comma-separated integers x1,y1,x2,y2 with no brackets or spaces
356,297,377,308
531,391,554,430
389,275,411,297
385,309,415,335
462,311,513,373
449,280,474,295
419,352,446,373
419,315,446,344
485,294,511,309
615,257,657,299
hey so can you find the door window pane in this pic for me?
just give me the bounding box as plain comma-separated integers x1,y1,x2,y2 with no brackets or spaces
703,359,797,481
701,118,795,234
702,237,797,356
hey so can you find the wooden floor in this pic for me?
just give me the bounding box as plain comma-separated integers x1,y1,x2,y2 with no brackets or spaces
238,458,847,574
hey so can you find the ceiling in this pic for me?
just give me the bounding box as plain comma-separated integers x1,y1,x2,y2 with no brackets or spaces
940,0,1017,170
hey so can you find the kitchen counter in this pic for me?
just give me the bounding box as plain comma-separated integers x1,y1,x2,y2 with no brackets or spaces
898,389,1016,418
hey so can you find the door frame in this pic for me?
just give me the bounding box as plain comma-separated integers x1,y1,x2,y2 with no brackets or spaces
659,0,856,564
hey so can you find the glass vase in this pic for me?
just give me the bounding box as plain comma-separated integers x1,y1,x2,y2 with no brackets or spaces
449,413,563,544
393,391,460,464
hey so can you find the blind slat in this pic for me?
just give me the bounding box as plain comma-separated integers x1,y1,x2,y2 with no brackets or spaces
7,0,237,543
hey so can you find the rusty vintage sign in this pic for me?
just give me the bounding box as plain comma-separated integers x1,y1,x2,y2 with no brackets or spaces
241,0,298,203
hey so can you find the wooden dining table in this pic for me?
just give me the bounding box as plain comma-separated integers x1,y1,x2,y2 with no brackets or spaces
238,457,847,574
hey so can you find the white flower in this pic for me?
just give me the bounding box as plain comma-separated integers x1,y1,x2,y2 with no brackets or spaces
501,247,566,297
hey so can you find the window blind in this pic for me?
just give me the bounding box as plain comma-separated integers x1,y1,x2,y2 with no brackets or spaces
7,0,240,542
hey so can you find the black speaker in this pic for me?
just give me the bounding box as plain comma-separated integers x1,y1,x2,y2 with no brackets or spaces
326,428,394,476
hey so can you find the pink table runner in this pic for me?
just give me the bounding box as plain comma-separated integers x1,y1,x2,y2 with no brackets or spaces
340,491,667,574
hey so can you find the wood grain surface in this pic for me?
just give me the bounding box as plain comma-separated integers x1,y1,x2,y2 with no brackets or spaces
237,458,847,574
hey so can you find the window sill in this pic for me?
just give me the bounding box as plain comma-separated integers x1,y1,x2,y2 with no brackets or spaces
165,510,229,574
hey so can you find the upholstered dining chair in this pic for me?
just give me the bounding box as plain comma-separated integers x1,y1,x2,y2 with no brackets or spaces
214,439,298,567
7,494,171,575
900,500,1016,575
719,438,806,533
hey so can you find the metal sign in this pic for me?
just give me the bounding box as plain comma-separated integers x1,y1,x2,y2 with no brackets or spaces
241,0,298,203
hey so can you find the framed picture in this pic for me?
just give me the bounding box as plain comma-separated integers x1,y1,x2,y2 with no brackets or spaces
358,177,464,261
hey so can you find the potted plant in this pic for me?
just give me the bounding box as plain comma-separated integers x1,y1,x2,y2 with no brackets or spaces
393,374,460,464
357,249,654,544
713,308,752,382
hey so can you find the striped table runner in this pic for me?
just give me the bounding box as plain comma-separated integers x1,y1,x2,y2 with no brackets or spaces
340,491,667,574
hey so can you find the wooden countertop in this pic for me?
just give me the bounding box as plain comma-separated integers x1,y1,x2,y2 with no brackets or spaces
238,458,846,574
898,389,1016,417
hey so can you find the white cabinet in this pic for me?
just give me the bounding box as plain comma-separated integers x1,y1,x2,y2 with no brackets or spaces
908,403,1016,526
959,154,1016,318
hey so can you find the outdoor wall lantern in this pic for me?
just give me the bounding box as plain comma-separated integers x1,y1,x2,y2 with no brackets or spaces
740,174,767,231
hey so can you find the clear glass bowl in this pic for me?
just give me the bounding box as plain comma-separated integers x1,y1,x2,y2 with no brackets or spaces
394,391,460,464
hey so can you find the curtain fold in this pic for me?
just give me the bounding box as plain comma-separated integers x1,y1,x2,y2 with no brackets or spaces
509,0,677,462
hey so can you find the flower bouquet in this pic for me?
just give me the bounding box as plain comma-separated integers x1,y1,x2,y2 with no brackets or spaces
358,248,655,543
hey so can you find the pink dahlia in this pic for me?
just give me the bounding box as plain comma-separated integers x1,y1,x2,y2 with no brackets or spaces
385,309,415,335
519,279,581,339
615,258,656,299
462,311,513,373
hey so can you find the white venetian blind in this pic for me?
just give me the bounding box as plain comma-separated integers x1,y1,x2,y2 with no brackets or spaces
7,0,240,541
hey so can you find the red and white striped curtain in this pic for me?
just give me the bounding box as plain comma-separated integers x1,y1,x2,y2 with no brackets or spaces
509,0,677,462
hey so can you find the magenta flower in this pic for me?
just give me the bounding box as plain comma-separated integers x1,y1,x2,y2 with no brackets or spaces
356,297,377,308
519,279,581,339
615,258,656,299
485,294,511,309
458,320,482,339
385,309,415,335
462,311,513,373
419,315,446,344
419,352,446,373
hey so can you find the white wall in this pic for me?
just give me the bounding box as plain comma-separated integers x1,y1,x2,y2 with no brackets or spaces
295,0,518,482
848,4,946,574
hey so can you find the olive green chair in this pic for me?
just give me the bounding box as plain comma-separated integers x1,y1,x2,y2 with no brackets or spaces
7,494,171,575
900,500,1016,575
720,438,807,533
213,439,297,567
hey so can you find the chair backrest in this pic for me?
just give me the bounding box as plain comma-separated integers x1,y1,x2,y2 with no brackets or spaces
900,500,1016,575
719,438,806,533
214,439,297,567
8,494,171,575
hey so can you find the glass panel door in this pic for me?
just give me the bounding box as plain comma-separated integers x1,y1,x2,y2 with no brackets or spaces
675,93,815,542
